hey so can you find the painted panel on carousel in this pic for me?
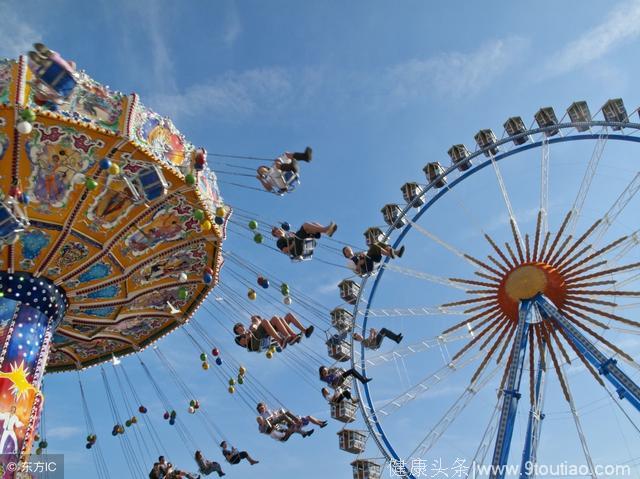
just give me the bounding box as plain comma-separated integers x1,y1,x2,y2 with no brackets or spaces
129,103,190,167
76,284,122,301
84,156,158,233
104,316,170,341
49,72,127,133
119,196,203,258
72,306,116,319
16,229,51,271
0,59,13,104
44,240,91,278
67,338,126,361
24,124,104,211
46,348,74,370
123,284,196,313
130,242,208,287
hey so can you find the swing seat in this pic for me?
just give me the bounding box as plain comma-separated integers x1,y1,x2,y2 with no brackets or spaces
0,201,28,245
290,238,316,262
132,165,169,201
33,60,77,99
270,169,300,196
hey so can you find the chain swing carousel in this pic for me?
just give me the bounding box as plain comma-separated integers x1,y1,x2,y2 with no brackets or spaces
0,45,229,472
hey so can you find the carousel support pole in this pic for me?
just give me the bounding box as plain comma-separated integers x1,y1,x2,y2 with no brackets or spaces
489,300,532,479
0,272,67,474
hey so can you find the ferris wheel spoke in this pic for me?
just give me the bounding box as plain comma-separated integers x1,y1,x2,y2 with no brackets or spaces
558,235,628,275
540,138,550,237
591,172,640,246
406,364,502,461
537,231,552,263
533,211,543,261
382,264,466,290
540,322,571,402
562,304,610,330
471,394,503,471
359,332,473,368
408,220,475,266
566,261,640,282
543,211,573,263
362,307,466,317
376,352,484,417
484,234,515,270
450,315,506,362
561,310,633,362
567,133,609,236
490,156,525,254
554,321,605,387
565,300,640,328
552,218,601,267
470,320,512,384
563,365,599,479
442,305,502,335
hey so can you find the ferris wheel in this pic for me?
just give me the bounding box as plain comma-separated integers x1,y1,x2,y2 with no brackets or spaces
336,99,640,479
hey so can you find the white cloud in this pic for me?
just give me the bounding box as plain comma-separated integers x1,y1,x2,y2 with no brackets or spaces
151,67,293,120
541,0,640,78
0,5,39,58
385,37,528,102
223,3,242,47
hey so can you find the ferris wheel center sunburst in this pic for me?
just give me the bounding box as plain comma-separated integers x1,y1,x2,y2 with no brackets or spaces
503,264,550,300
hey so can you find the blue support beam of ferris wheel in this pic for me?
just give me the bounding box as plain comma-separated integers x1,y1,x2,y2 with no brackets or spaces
535,294,640,412
520,334,547,479
489,300,532,479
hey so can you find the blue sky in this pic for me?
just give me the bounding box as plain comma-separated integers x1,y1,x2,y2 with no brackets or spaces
2,0,640,477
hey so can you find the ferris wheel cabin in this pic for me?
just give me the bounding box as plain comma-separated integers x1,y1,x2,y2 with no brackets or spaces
534,107,559,136
474,129,499,156
401,182,426,207
567,101,592,131
423,162,447,188
602,98,628,130
332,400,358,423
339,279,360,305
331,307,355,332
503,116,530,145
381,204,408,229
447,144,472,171
326,336,352,362
351,460,382,479
338,429,368,454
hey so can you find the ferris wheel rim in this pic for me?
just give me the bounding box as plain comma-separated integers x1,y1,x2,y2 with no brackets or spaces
350,119,640,471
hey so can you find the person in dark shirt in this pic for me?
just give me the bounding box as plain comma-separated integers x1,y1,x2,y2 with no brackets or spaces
219,441,259,465
194,450,225,477
319,366,371,388
342,244,405,276
272,222,337,258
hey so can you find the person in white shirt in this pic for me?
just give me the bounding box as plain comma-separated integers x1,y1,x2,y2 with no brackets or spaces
256,148,312,193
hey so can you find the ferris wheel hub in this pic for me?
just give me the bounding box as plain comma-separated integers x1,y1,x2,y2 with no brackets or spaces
498,262,567,321
504,264,548,300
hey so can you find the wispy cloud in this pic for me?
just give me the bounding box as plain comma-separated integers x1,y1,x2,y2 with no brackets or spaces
0,5,39,58
384,37,529,103
541,0,640,78
152,67,293,120
150,35,527,122
223,2,242,47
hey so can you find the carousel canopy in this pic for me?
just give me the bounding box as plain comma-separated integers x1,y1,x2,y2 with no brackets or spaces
0,54,227,372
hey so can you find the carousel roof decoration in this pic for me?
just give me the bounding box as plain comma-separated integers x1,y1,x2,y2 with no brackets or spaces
0,54,229,372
